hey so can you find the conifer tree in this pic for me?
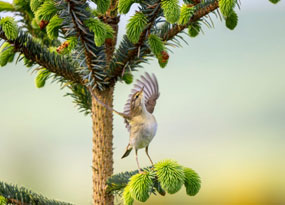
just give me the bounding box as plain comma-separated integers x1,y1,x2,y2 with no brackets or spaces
0,0,280,204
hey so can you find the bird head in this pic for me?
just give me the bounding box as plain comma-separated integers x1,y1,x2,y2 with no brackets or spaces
131,87,144,110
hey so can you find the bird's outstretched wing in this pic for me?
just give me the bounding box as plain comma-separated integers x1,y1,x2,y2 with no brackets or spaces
123,72,160,131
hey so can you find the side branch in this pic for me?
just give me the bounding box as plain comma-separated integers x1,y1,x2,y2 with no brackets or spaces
102,0,120,64
0,181,72,205
0,29,83,84
110,0,219,81
163,0,219,41
109,2,161,80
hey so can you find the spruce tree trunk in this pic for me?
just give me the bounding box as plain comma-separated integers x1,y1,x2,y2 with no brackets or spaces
91,86,114,205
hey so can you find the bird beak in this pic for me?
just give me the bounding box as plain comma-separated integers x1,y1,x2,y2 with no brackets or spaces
140,86,144,93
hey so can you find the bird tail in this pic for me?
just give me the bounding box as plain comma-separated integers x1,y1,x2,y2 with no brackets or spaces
121,145,132,159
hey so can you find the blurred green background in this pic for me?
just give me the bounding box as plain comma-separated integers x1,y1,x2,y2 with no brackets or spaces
1,1,285,204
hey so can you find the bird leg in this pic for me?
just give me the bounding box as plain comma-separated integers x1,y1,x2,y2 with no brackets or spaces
145,146,154,167
135,149,142,173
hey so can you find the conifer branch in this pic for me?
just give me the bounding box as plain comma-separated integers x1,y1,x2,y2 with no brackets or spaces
110,0,219,81
163,0,219,41
0,181,72,205
102,0,120,64
67,0,97,71
109,1,162,81
0,28,83,84
56,0,108,90
107,160,201,204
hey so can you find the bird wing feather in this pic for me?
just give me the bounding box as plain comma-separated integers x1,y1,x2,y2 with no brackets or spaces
123,72,160,131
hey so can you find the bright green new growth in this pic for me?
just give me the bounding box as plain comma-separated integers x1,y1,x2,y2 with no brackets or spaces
35,0,57,21
155,159,185,194
123,185,134,205
128,171,155,202
105,24,115,39
183,167,201,196
23,56,34,67
269,0,280,3
179,4,195,25
188,22,201,38
226,10,238,30
31,18,40,29
148,34,165,57
119,160,201,204
122,72,133,84
35,69,51,88
86,18,114,46
13,0,29,10
127,12,147,44
93,0,111,14
118,0,135,14
0,43,15,67
30,0,42,13
66,36,78,53
0,17,18,40
0,1,14,12
46,15,63,40
0,195,7,204
218,0,236,18
161,0,180,24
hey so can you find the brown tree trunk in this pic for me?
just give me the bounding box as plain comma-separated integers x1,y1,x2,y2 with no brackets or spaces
91,86,114,205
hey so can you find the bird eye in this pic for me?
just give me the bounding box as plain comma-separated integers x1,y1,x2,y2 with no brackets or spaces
135,95,138,99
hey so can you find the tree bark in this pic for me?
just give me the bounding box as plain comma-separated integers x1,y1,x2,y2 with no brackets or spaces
91,86,114,205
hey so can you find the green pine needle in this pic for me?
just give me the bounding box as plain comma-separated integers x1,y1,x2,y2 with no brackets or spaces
93,0,111,14
154,159,185,194
122,184,134,205
0,195,7,204
105,24,115,39
35,69,51,88
85,18,114,46
128,171,155,202
118,0,135,14
23,56,34,67
0,1,14,12
148,34,165,57
31,18,40,29
35,0,57,21
225,10,238,30
183,167,201,196
269,0,280,3
0,17,18,40
179,4,195,25
122,72,133,84
161,0,180,24
30,0,43,13
126,12,147,44
0,43,15,67
188,21,201,38
218,0,236,18
13,0,29,10
158,58,168,68
46,15,63,40
66,36,78,53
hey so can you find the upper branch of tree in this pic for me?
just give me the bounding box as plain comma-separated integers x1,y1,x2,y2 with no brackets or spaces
109,0,219,81
0,29,83,84
67,0,96,71
101,0,120,63
108,1,161,81
163,0,219,41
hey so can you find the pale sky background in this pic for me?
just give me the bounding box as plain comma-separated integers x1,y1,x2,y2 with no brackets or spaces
0,1,285,204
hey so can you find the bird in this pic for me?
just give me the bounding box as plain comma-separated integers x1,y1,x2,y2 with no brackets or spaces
121,72,160,172
88,72,160,172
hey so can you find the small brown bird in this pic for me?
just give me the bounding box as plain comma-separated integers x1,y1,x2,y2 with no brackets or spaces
89,72,160,171
121,72,160,171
